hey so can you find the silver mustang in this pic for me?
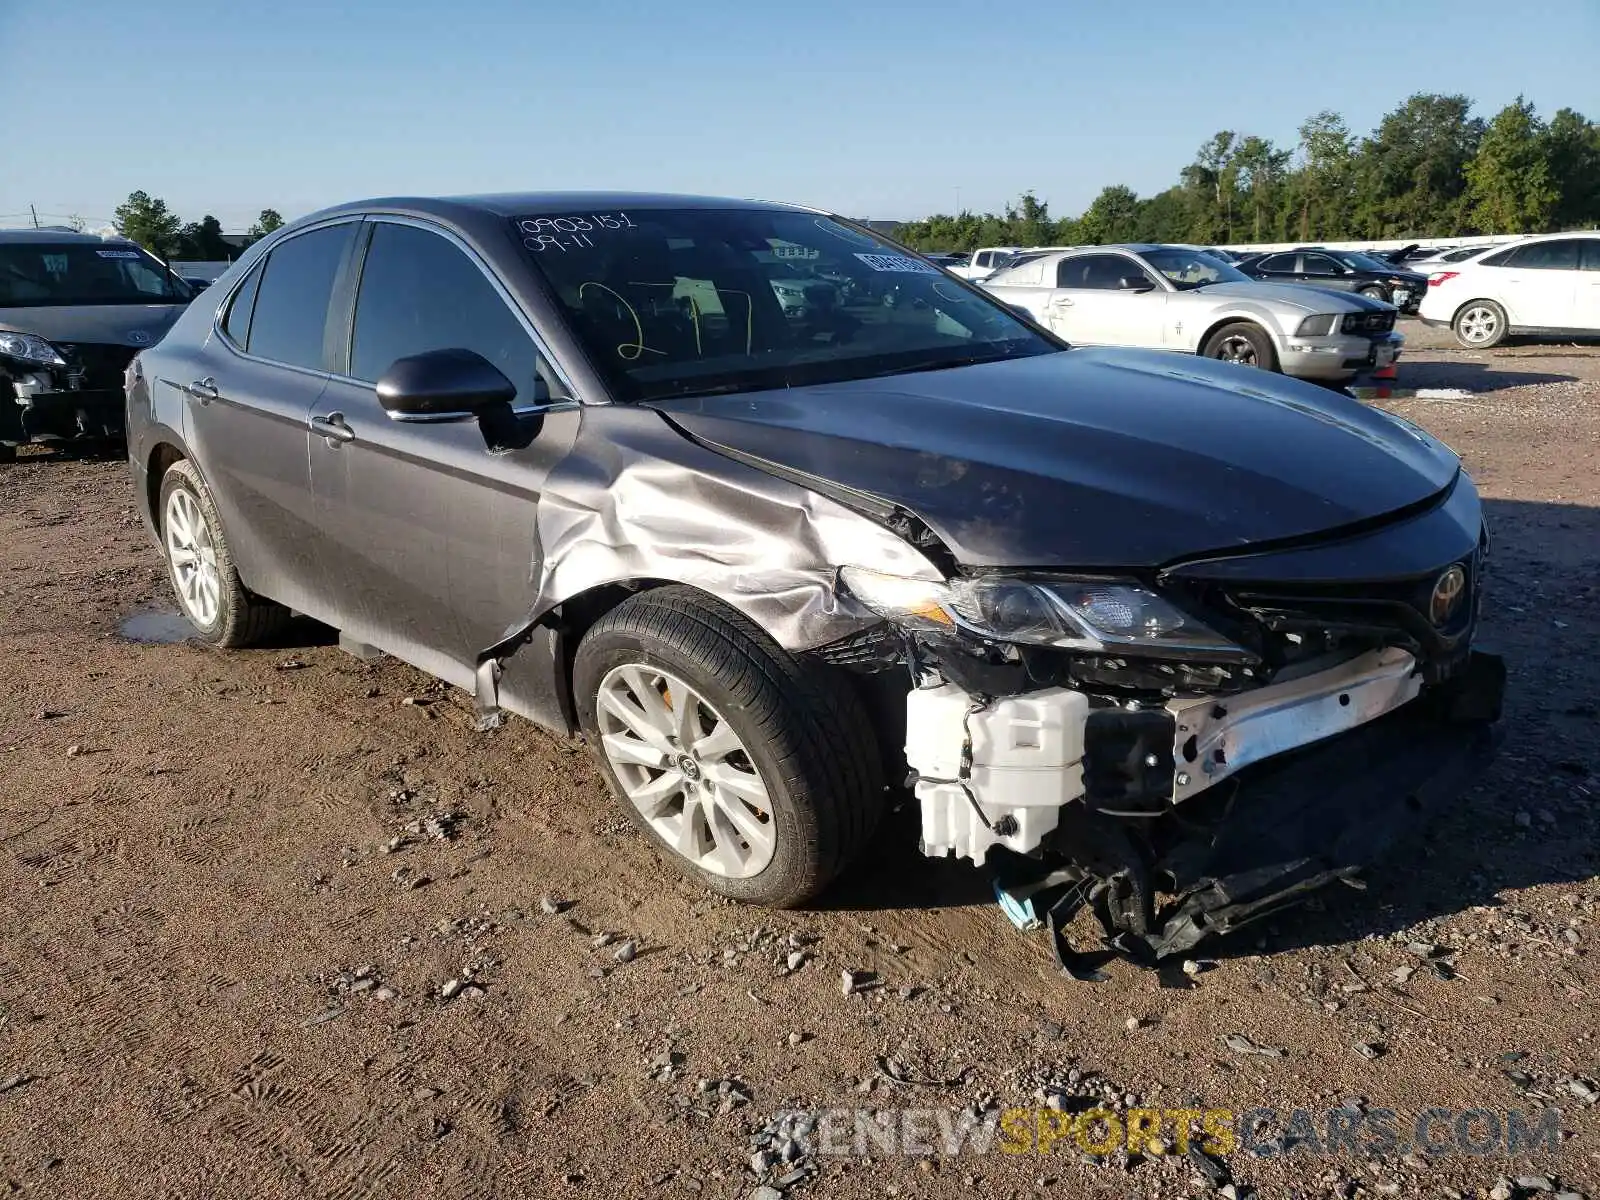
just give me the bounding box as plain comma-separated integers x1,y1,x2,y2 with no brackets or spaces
984,243,1402,384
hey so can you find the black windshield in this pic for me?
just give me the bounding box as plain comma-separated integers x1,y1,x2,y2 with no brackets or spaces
0,242,189,307
513,209,1057,401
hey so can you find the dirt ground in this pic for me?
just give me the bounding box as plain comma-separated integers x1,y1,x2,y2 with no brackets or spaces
2,322,1597,1200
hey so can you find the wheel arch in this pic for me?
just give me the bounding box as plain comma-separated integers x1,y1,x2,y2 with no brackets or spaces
145,439,188,532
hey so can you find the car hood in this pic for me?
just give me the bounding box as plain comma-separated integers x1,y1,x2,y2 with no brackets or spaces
0,303,188,348
654,348,1459,569
1190,281,1385,312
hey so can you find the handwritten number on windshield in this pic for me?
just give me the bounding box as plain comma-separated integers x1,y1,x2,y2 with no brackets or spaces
520,213,635,252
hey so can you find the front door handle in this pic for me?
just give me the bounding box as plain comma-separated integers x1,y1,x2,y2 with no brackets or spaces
310,412,355,444
1048,296,1074,308
186,377,218,404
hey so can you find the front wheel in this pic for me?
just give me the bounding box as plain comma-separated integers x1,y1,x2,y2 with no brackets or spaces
158,458,292,647
1453,300,1508,349
574,586,884,908
1202,322,1277,371
1359,285,1389,302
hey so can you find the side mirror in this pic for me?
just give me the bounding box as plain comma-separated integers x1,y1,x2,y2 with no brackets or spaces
376,348,516,423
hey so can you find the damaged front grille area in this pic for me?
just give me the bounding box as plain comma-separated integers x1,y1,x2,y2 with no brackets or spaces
54,342,138,392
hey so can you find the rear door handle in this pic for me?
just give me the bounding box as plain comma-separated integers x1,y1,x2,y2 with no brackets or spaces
310,412,355,444
186,377,218,404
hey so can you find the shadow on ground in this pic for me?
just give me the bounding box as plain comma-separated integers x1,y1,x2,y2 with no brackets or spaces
1398,359,1579,392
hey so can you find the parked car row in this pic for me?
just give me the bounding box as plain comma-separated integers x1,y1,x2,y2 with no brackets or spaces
982,243,1401,384
113,192,1505,957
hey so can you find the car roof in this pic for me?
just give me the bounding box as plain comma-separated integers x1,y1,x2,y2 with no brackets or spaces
308,192,814,226
0,227,139,245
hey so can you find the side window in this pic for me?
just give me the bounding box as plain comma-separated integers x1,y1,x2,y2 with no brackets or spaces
975,251,993,268
125,258,172,297
1506,240,1581,270
246,224,355,370
1478,247,1513,267
221,262,263,348
1302,254,1342,277
1057,254,1131,289
1581,241,1600,272
349,222,541,399
1256,253,1296,273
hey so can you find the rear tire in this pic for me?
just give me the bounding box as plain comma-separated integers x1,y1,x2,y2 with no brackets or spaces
574,586,884,908
158,458,292,648
1453,299,1508,349
1202,322,1278,372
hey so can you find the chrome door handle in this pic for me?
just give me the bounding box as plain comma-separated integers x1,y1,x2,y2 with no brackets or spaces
310,413,355,444
186,377,218,404
1048,297,1074,308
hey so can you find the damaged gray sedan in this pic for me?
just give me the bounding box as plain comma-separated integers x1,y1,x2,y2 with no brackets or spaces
125,193,1504,955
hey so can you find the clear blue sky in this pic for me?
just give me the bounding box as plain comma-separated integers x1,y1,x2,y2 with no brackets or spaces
2,0,1596,232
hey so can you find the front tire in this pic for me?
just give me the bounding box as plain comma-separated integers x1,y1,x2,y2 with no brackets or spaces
158,458,291,647
1359,285,1389,302
574,586,884,908
1453,299,1508,349
1202,322,1278,371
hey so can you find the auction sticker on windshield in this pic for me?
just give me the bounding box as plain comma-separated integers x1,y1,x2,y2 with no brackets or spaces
854,253,940,274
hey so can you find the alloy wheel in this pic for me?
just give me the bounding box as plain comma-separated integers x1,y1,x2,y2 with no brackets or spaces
1216,335,1259,366
595,664,776,878
165,487,221,627
1458,305,1499,345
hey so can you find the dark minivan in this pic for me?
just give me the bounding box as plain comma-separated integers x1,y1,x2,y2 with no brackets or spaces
126,194,1502,956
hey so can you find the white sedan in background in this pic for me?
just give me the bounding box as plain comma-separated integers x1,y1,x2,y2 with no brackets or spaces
983,244,1403,384
1418,232,1600,348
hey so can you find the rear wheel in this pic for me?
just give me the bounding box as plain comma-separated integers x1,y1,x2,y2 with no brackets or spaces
158,458,292,647
1453,300,1507,349
574,586,883,908
1202,322,1277,371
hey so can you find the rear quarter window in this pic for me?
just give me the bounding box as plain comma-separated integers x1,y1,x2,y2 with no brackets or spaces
244,224,356,370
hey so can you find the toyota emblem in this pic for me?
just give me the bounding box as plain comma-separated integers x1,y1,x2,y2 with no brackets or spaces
1429,565,1467,627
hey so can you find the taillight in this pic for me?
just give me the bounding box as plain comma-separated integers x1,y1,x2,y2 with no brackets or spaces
1429,272,1459,287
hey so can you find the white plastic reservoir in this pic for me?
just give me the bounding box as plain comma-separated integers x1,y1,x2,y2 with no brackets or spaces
904,683,1089,864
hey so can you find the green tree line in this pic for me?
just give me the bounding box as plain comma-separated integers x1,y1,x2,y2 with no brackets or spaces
110,192,284,260
896,94,1600,252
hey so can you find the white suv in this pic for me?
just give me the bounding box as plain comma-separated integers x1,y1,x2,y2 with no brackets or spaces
1419,232,1600,348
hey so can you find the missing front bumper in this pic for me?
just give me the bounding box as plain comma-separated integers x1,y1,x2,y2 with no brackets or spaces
908,648,1506,959
2,387,124,445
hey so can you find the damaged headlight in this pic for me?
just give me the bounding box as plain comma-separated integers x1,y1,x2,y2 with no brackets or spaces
840,568,1244,657
0,332,67,367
